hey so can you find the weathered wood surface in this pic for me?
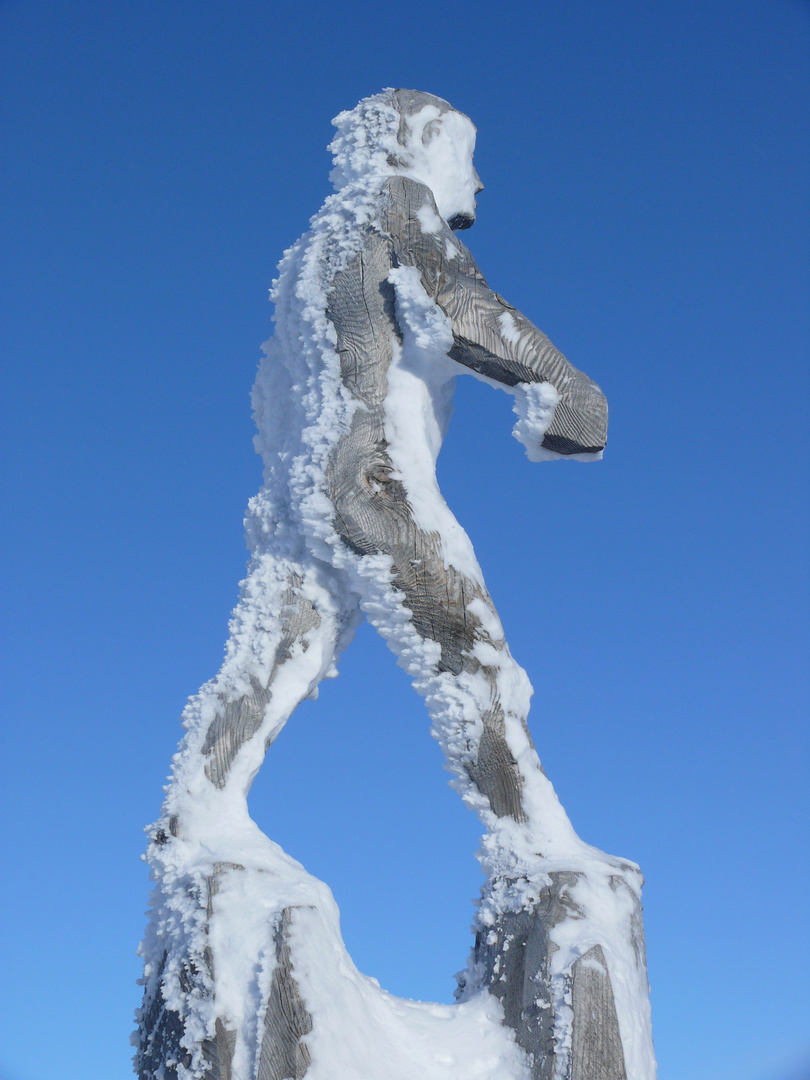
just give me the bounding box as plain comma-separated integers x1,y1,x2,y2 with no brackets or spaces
324,229,527,821
467,873,633,1080
380,174,608,456
137,88,651,1080
137,864,243,1080
202,579,321,790
571,946,627,1080
257,908,313,1080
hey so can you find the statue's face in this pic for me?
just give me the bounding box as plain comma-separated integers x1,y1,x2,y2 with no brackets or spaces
401,107,483,230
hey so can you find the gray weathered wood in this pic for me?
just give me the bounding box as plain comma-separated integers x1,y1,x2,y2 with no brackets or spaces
257,909,313,1080
571,946,627,1080
202,580,321,789
137,864,243,1080
136,88,651,1080
465,876,633,1079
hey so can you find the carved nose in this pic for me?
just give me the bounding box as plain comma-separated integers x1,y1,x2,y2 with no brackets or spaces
473,168,484,194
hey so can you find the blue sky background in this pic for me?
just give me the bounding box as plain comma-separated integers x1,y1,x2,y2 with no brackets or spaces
1,1,808,1078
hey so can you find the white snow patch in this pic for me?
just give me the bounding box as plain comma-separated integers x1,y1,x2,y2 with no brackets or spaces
398,106,479,225
511,381,560,461
466,596,504,642
498,311,521,344
579,954,608,975
288,904,532,1080
417,202,444,234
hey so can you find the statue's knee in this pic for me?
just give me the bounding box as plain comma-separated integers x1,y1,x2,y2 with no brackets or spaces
467,704,525,820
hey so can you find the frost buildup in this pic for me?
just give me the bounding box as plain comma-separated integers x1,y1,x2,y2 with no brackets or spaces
134,89,654,1080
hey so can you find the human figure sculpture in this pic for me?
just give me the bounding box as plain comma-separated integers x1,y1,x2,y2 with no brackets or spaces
135,90,655,1080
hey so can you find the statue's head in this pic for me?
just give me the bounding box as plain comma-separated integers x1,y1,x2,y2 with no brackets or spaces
329,89,483,230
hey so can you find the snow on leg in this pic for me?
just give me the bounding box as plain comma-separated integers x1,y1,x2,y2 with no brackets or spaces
162,550,359,832
326,410,540,825
334,525,652,1079
135,552,359,1080
326,422,652,1078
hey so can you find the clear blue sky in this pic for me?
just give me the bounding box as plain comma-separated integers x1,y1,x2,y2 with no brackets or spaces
1,2,808,1078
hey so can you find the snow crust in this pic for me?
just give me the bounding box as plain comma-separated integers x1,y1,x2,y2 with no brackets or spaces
136,90,654,1080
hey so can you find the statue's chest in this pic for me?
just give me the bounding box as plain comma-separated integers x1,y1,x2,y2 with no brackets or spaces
327,234,398,411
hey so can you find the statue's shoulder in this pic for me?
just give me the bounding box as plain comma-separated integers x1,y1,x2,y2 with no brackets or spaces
376,177,481,283
379,175,443,228
380,173,436,206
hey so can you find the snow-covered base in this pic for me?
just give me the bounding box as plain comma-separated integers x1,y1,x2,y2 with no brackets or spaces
283,907,529,1080
136,790,652,1079
137,810,530,1080
135,544,654,1078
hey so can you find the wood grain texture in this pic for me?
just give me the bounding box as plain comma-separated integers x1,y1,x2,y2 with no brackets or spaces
466,872,581,1080
138,866,244,1080
136,948,193,1080
138,92,647,1078
257,908,313,1080
380,176,608,455
571,946,627,1080
202,578,321,789
466,873,633,1080
325,237,526,821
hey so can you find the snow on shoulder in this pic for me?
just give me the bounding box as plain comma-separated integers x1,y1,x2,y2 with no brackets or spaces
135,89,651,1080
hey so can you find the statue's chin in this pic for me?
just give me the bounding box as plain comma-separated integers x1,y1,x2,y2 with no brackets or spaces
448,213,475,231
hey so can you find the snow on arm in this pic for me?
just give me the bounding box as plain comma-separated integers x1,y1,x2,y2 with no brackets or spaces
382,176,608,458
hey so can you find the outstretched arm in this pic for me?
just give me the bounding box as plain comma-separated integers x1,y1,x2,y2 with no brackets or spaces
382,176,608,457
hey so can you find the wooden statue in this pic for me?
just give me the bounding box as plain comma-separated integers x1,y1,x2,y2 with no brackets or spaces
135,89,655,1080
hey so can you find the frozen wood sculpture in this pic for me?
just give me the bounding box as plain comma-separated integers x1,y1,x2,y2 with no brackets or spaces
135,89,655,1080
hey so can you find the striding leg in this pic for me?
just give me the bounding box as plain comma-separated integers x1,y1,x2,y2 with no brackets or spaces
327,407,542,828
327,411,652,1080
135,548,359,1080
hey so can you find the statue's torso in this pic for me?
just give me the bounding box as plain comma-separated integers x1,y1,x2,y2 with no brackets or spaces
325,175,480,411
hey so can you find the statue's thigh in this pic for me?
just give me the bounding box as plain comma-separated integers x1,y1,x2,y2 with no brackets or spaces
201,564,348,790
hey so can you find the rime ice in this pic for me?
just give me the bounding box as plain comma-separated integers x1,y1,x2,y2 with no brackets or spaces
135,90,653,1080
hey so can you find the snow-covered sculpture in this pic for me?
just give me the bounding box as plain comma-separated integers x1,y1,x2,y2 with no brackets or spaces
135,90,655,1080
